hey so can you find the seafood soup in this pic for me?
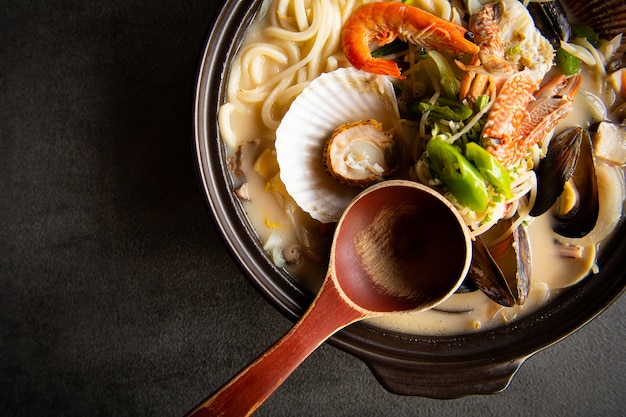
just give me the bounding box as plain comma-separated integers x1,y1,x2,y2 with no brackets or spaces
218,0,626,335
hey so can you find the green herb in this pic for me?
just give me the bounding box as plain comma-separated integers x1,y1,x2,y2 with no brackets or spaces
556,48,580,75
571,23,600,47
371,38,408,58
419,98,473,121
474,94,490,112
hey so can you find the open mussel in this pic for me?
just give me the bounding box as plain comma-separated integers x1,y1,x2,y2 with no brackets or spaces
530,127,599,238
527,0,570,49
553,127,599,238
467,220,531,307
530,127,582,217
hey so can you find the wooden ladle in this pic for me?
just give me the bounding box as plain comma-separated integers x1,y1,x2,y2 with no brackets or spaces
188,180,472,416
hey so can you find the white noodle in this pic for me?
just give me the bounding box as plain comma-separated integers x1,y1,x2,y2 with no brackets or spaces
218,103,238,150
222,0,361,135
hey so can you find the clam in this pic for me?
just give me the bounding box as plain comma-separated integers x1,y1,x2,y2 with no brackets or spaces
275,68,401,224
467,219,531,307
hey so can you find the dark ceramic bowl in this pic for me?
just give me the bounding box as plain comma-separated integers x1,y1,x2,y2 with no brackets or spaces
194,0,626,398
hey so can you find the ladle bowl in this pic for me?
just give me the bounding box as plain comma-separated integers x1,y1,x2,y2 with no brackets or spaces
187,180,472,417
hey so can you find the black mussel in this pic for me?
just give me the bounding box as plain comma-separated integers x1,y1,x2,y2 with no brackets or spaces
528,0,570,49
552,128,599,238
468,221,531,307
468,237,515,307
530,127,582,217
455,276,478,294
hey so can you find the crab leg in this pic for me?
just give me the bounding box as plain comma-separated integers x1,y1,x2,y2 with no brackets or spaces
458,2,514,106
459,55,490,106
483,74,582,166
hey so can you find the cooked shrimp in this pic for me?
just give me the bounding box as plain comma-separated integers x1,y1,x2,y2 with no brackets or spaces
341,2,479,79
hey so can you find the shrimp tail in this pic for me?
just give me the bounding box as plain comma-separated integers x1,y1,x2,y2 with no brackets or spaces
361,57,405,79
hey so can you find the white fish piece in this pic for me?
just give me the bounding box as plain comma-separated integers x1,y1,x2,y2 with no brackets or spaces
275,68,400,223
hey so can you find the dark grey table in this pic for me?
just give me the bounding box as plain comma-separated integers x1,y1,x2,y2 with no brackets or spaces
2,1,624,416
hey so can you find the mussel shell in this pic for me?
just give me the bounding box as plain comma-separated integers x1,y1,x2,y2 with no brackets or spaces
468,222,531,307
553,127,599,238
528,0,570,49
468,237,516,307
530,127,583,217
454,277,478,294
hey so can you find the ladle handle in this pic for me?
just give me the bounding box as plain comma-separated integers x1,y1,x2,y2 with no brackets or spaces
187,278,365,417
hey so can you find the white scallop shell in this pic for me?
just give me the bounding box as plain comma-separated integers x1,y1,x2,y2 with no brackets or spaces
275,68,400,223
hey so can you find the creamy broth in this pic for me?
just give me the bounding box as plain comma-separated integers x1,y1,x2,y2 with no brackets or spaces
367,212,596,334
220,0,625,335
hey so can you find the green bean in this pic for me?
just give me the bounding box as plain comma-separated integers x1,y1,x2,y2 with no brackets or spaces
427,139,489,212
571,23,600,47
556,48,580,76
465,142,512,199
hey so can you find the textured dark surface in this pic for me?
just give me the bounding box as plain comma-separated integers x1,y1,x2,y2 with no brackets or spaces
1,1,625,416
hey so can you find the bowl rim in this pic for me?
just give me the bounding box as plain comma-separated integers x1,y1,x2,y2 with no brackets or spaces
193,0,626,397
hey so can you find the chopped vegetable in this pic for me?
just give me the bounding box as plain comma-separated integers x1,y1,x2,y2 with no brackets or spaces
423,50,461,99
417,97,473,121
560,40,596,66
556,48,580,75
427,139,489,212
607,68,626,97
474,94,490,112
508,45,521,56
571,23,600,47
465,142,513,198
371,38,408,58
254,148,279,179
